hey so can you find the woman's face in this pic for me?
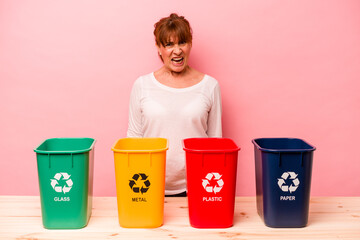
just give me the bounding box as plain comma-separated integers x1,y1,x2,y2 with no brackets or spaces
157,35,192,73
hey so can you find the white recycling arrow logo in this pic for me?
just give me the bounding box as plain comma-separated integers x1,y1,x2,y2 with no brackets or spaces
277,171,300,193
50,172,73,194
202,172,224,194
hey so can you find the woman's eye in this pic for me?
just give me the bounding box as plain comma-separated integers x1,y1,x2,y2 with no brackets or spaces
165,43,173,47
179,41,186,45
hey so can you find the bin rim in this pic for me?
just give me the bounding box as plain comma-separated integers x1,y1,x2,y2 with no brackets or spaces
111,137,169,153
34,137,96,154
252,137,316,153
182,137,240,153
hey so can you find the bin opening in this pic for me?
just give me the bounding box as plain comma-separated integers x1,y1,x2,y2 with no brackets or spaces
111,138,168,153
252,138,315,152
183,138,240,153
34,138,95,154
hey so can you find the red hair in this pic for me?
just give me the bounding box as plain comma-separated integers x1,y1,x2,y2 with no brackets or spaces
154,13,193,47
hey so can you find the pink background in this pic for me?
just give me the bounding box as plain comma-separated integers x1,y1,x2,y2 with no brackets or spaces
1,1,359,196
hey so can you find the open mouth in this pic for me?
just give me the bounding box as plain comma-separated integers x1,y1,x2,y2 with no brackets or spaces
171,57,184,64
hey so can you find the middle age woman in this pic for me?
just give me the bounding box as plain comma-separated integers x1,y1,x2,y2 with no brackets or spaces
127,13,222,197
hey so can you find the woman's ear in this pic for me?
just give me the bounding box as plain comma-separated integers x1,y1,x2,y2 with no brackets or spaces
156,44,164,62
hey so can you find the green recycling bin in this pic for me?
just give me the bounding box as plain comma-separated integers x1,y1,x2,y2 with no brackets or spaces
34,138,96,229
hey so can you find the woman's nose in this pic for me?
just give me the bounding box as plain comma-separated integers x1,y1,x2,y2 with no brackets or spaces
173,44,182,54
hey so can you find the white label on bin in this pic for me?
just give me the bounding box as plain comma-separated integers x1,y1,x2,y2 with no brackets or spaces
202,172,223,194
54,197,70,201
50,172,73,194
280,196,295,201
277,171,299,194
203,197,223,202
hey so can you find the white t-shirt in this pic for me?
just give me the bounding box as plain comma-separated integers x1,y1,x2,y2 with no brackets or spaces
127,72,222,195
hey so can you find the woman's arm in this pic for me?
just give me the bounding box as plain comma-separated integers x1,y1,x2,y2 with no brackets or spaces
207,82,222,137
127,78,143,137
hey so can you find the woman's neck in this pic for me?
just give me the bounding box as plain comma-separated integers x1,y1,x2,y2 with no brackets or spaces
159,65,191,79
154,66,204,88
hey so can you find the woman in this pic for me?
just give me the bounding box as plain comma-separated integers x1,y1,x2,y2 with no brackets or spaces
127,13,222,196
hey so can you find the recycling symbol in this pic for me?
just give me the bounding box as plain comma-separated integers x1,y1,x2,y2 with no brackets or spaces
277,171,300,193
50,172,73,194
129,173,150,194
202,172,224,194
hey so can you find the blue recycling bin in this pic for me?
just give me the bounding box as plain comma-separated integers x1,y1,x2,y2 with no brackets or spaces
252,138,316,228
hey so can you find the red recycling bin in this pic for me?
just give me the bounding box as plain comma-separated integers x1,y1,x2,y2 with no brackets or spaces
183,138,240,228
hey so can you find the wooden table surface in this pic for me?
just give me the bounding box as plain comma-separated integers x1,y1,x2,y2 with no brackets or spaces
0,196,359,240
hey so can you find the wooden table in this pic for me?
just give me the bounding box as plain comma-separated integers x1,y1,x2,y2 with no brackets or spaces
0,196,359,239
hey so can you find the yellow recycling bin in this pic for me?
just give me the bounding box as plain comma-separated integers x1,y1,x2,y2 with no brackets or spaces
112,138,168,228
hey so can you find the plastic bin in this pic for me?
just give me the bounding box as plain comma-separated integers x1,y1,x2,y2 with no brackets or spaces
112,138,168,228
252,138,316,228
183,138,240,228
34,138,95,229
